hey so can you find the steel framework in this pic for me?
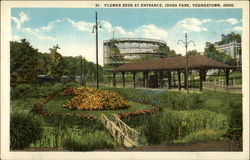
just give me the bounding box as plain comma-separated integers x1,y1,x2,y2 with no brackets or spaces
103,38,167,71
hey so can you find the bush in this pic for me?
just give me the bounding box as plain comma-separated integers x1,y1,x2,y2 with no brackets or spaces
143,112,181,144
11,84,35,98
10,112,43,149
62,130,116,151
142,109,229,145
177,130,224,143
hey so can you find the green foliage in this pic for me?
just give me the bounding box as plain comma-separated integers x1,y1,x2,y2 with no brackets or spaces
204,44,236,65
10,39,43,84
49,45,65,78
187,50,201,56
142,109,229,145
10,112,43,149
143,112,180,144
62,130,116,151
176,130,225,143
218,32,241,45
11,83,70,99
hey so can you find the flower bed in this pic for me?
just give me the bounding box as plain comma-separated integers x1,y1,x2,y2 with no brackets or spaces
62,87,129,110
116,104,162,118
32,92,96,120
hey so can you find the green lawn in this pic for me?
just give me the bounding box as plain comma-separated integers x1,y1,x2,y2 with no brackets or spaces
43,95,152,119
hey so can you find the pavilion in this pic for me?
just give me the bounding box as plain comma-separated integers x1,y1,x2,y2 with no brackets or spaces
111,55,236,91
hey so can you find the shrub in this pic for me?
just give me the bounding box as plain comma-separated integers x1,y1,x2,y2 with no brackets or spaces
62,130,116,151
10,112,43,149
143,112,181,144
142,109,229,145
177,130,224,143
11,84,35,98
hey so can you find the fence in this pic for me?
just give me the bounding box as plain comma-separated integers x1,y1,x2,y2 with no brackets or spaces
203,80,242,93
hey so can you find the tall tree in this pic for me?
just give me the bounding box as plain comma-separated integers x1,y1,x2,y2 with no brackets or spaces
218,32,241,45
10,39,41,84
49,45,65,78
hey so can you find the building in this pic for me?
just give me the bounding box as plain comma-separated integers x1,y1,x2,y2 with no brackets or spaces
214,41,242,67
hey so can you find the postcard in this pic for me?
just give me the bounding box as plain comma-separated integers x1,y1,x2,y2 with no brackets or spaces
1,1,249,160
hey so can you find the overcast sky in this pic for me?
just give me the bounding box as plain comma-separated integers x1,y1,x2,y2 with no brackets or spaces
11,8,242,65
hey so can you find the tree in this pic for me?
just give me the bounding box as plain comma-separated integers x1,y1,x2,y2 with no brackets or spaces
157,45,176,57
49,45,65,78
187,50,200,56
204,44,236,66
218,32,241,45
10,39,42,84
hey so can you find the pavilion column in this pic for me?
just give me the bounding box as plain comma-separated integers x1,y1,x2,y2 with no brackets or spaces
225,69,230,91
173,72,176,87
199,68,205,92
113,72,116,87
168,71,172,89
159,71,163,88
184,71,187,90
133,72,136,88
145,71,149,88
142,72,146,87
218,69,221,82
122,72,125,88
178,71,181,91
202,70,207,81
154,71,158,88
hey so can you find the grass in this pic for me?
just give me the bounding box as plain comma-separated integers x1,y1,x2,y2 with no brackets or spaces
43,95,152,119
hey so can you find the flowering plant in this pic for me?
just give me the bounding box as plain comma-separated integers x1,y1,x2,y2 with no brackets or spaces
63,87,129,110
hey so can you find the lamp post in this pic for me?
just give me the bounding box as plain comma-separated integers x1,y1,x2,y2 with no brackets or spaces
177,33,195,93
92,12,102,89
79,55,83,85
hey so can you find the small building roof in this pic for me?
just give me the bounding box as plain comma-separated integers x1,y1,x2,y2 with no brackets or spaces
114,55,234,72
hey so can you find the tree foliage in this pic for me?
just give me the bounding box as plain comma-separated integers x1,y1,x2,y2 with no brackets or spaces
10,39,43,84
10,39,104,84
187,50,200,56
49,45,65,78
217,32,241,45
158,45,176,57
204,44,236,66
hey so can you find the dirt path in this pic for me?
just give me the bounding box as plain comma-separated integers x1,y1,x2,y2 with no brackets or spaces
113,140,242,151
16,140,241,152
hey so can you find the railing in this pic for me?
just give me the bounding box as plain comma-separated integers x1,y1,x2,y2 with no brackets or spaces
203,81,242,93
101,114,139,147
113,114,139,145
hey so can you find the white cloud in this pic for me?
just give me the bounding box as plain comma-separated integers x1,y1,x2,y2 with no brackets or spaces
134,24,168,39
11,11,29,29
12,35,22,41
66,18,94,32
41,19,64,31
201,19,212,23
101,21,113,32
177,18,209,32
114,26,127,35
217,18,239,25
233,26,242,32
21,27,56,40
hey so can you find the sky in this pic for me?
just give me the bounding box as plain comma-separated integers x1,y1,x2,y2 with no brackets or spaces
11,8,242,65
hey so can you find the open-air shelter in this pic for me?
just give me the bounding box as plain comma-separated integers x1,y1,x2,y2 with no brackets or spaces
112,55,236,91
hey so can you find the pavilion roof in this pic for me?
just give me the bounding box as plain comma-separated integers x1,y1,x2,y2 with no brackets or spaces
114,55,234,72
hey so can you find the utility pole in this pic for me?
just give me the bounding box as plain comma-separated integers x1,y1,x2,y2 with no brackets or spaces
80,55,83,85
92,12,102,89
177,33,195,93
